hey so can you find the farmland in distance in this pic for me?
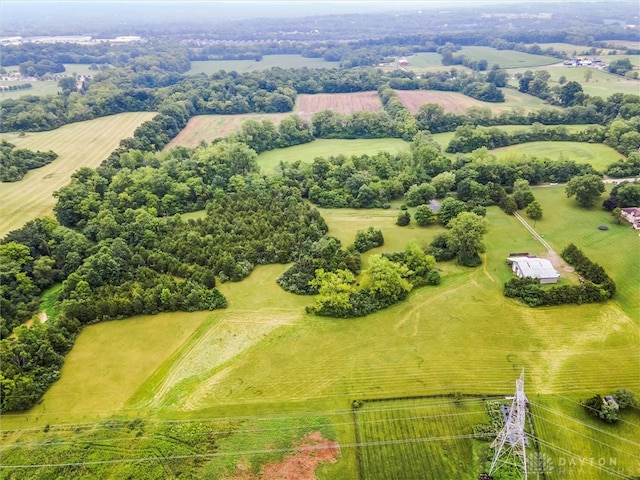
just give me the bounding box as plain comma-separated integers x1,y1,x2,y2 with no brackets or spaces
0,112,156,236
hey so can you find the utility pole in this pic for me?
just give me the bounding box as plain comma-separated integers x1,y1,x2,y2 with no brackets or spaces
489,369,528,479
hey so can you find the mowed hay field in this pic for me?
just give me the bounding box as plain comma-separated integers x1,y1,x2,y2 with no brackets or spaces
0,112,156,236
492,141,625,171
166,113,290,149
395,89,553,115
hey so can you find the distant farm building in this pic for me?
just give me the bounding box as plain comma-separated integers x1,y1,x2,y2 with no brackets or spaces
621,207,640,229
398,57,409,66
507,255,560,284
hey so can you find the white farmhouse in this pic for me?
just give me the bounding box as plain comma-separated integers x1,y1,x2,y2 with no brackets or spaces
507,256,560,284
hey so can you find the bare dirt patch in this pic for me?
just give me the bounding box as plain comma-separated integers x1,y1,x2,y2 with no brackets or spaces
295,91,382,119
223,431,340,480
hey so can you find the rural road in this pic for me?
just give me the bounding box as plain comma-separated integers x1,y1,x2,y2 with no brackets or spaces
512,211,573,273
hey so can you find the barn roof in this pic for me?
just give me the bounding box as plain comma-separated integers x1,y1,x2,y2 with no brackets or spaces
507,257,560,280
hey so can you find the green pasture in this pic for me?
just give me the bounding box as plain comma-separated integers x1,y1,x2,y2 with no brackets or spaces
530,395,640,479
256,138,410,174
0,112,156,237
356,397,491,479
457,46,559,69
507,66,640,98
523,185,640,319
528,43,613,56
401,52,451,71
2,193,638,478
187,55,337,75
491,141,625,171
0,80,60,99
500,88,562,112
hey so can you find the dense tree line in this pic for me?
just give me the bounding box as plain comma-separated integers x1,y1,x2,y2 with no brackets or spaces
446,123,605,154
503,244,616,307
0,140,58,182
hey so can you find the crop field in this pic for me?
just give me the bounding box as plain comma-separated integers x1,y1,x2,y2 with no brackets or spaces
295,91,382,120
457,46,559,69
354,396,492,479
395,89,554,115
187,55,336,75
165,113,290,149
492,141,625,171
0,112,156,237
0,80,60,99
256,138,409,174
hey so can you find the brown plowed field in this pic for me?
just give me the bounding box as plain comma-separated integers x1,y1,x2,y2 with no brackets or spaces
166,113,290,149
295,91,382,119
395,90,499,115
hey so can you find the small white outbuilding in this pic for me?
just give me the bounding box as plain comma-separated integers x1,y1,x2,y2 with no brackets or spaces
507,256,560,284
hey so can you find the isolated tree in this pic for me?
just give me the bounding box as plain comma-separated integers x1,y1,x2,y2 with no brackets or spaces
58,76,77,97
414,204,437,226
526,200,543,227
404,182,436,207
558,81,584,107
566,174,605,207
447,212,488,267
396,211,411,226
512,179,535,209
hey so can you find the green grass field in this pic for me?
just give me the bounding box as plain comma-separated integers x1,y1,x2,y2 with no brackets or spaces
188,55,337,75
0,81,60,100
1,181,638,478
256,138,410,174
355,397,491,479
62,63,102,76
0,112,156,236
457,46,559,69
492,141,625,171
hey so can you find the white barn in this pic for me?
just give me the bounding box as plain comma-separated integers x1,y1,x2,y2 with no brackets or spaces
507,256,560,284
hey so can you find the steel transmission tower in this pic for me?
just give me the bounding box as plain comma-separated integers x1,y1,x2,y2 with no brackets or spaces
489,369,529,479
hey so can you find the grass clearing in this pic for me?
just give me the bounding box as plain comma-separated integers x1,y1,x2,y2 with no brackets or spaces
187,55,337,75
0,81,60,99
62,63,101,76
257,138,409,174
0,311,209,427
0,112,156,237
492,141,625,171
457,46,559,68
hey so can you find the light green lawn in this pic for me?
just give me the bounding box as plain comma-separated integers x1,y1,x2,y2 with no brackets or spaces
257,138,410,174
492,141,625,171
0,81,60,100
188,55,337,75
